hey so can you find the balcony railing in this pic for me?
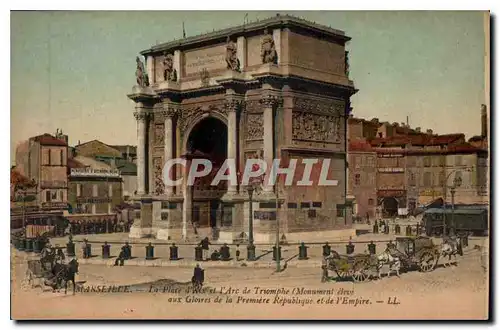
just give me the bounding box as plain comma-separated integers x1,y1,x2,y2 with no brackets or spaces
70,168,121,178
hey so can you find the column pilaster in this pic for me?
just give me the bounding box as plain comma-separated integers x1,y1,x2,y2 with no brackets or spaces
260,94,281,196
162,104,178,197
134,109,149,196
223,97,243,197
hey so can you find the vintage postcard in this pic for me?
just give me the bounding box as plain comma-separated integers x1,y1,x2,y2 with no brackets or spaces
10,10,490,320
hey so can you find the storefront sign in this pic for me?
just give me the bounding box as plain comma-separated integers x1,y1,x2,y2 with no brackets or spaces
377,190,405,198
378,167,404,173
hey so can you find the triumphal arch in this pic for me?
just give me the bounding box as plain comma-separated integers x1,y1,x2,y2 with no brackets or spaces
127,15,357,243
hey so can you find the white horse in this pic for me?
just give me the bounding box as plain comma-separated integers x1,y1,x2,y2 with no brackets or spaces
376,250,401,279
441,236,462,267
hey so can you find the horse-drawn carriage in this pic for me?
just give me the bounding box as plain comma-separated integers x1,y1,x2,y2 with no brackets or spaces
22,243,79,294
322,236,442,283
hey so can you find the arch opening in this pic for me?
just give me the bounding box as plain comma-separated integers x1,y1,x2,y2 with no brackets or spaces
186,117,228,229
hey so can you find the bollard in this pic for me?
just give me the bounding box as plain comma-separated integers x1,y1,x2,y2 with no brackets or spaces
146,243,154,260
406,225,412,236
247,243,256,261
220,243,230,261
395,224,401,235
102,242,110,259
298,242,308,260
368,241,376,255
82,243,92,259
373,224,379,234
85,243,92,259
19,238,26,251
346,240,355,255
195,245,203,261
66,239,76,257
272,246,282,261
169,243,179,260
322,243,331,257
32,238,40,253
25,239,33,253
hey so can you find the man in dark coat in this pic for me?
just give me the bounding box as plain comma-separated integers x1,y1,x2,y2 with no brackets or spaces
114,247,126,266
200,237,210,261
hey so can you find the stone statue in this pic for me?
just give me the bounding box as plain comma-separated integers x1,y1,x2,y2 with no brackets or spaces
225,36,240,71
135,56,149,87
163,53,177,82
261,29,277,64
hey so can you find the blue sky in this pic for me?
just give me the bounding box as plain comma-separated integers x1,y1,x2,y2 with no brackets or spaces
11,11,487,159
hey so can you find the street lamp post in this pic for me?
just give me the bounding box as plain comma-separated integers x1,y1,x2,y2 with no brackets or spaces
442,168,469,236
247,185,256,261
275,185,280,273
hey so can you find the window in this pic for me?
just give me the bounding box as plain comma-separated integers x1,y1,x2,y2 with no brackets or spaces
60,150,64,165
312,202,322,208
45,190,51,202
76,184,81,197
48,149,52,165
336,204,345,217
300,202,310,209
366,157,375,167
423,157,431,167
287,202,298,209
51,190,58,201
408,172,416,186
423,172,432,187
92,184,98,197
59,190,64,202
354,173,361,186
368,198,374,206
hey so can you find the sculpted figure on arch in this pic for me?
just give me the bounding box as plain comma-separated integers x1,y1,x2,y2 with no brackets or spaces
261,28,277,64
225,36,240,71
163,53,177,82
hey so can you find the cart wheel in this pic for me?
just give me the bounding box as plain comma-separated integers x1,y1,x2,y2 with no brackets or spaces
352,260,371,282
419,251,437,272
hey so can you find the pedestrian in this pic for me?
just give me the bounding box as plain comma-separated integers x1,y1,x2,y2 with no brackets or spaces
114,247,126,266
200,237,210,261
235,244,240,261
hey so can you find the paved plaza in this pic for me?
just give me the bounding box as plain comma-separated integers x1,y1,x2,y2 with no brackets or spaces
11,243,488,320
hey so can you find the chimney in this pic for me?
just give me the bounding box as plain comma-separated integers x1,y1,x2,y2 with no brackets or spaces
393,122,399,127
426,129,433,135
481,104,487,137
371,118,379,124
415,127,421,133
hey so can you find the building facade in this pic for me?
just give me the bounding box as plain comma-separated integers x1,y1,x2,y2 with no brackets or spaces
347,140,377,220
15,132,69,213
128,15,357,242
68,157,123,214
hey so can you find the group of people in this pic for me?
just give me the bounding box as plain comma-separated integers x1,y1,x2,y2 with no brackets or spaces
67,218,131,236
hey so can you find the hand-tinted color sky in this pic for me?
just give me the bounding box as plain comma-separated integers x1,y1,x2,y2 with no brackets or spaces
11,11,487,160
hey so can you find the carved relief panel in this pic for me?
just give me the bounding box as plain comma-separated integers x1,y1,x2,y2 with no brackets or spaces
245,114,264,140
292,112,341,143
153,157,165,195
154,123,165,146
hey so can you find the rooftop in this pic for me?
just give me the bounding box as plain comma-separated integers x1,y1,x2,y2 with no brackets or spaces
31,133,67,146
142,14,350,55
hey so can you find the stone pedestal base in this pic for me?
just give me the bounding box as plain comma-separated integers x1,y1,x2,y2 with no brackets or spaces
129,226,153,238
156,228,170,240
217,230,236,244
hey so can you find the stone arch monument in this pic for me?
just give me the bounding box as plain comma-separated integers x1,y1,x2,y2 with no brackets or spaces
127,15,357,243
